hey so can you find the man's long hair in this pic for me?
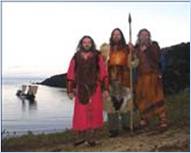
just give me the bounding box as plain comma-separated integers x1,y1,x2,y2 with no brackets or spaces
76,35,97,52
109,28,127,50
135,28,152,46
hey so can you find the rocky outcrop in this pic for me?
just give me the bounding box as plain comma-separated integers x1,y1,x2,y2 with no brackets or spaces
160,42,190,94
40,73,67,88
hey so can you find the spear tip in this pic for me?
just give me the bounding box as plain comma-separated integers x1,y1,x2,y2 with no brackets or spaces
128,13,132,23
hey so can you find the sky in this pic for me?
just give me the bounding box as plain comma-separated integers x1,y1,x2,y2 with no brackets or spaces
2,2,190,78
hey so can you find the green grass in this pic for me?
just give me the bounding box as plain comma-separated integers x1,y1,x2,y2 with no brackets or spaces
2,129,76,151
166,88,189,127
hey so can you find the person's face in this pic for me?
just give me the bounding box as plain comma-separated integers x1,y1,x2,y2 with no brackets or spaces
82,37,92,51
112,30,122,43
139,31,150,42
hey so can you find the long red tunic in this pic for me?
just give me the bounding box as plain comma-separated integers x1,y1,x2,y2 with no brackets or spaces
67,54,108,132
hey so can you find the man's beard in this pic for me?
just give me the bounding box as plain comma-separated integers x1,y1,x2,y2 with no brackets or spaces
113,38,121,45
140,38,151,46
82,45,92,52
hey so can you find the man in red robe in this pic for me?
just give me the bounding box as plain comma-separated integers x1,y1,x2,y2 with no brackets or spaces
67,35,109,146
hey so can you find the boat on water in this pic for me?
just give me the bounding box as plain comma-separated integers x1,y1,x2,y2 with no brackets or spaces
16,85,38,101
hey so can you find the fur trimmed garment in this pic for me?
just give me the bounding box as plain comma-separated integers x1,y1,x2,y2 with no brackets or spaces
67,52,108,132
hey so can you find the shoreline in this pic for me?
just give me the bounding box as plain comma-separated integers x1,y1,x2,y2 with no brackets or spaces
2,128,69,139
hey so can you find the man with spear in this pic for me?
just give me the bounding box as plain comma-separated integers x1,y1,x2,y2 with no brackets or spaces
100,23,138,137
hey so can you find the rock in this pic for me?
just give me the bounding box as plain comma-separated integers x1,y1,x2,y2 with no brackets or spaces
39,73,67,88
160,42,190,95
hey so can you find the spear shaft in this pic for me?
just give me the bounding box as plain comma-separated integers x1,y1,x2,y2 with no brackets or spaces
128,13,134,132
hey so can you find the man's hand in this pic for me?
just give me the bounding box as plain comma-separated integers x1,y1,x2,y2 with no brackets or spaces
140,45,147,52
68,92,74,100
158,74,162,79
103,90,109,100
128,42,134,51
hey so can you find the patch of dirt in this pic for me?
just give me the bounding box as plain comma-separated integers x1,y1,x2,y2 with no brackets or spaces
41,126,189,152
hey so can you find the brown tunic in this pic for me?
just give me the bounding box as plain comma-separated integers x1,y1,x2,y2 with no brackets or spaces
135,42,166,119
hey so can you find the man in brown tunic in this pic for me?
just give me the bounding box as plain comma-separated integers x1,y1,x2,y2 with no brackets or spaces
101,28,138,137
134,28,168,130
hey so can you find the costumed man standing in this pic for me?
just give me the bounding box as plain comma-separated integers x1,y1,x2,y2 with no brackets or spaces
100,28,138,137
134,29,168,130
67,36,109,146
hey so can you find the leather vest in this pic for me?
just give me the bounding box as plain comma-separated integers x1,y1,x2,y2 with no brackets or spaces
109,49,128,66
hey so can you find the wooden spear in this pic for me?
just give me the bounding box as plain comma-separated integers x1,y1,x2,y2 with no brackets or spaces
128,13,134,132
